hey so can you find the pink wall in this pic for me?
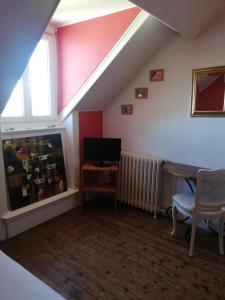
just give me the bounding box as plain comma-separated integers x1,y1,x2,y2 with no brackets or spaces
196,75,225,111
57,7,141,112
79,111,103,166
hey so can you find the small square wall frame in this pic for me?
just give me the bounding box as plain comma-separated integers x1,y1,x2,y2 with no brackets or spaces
135,87,148,99
150,69,164,81
121,104,133,115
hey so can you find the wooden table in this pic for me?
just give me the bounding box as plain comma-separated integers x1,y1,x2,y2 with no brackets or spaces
81,164,119,213
164,161,205,192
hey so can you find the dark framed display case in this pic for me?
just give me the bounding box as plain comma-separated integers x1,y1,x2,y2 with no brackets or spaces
2,133,67,210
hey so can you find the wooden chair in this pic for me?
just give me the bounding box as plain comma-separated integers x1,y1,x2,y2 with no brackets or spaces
171,169,225,256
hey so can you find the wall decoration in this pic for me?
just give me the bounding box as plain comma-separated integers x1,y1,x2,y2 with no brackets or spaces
2,133,67,211
191,66,225,116
150,69,164,81
135,87,148,99
121,104,133,115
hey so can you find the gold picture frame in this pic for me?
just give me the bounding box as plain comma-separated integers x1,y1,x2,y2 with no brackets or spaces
191,66,225,117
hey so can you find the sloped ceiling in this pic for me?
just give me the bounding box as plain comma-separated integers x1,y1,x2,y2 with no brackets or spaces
76,14,175,111
130,0,225,38
52,0,136,26
68,0,225,112
58,7,141,115
0,0,60,113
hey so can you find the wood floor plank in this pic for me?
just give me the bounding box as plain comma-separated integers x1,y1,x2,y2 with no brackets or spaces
1,202,225,300
8,238,116,300
44,214,221,299
15,236,134,300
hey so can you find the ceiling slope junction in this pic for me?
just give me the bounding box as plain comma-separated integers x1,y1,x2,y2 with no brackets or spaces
130,0,225,38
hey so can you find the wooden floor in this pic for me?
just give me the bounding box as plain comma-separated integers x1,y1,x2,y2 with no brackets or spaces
1,199,225,300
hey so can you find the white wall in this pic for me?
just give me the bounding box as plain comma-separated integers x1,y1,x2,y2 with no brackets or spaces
104,17,225,169
63,111,80,190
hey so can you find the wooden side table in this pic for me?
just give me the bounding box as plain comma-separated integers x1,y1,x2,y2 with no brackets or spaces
81,164,119,213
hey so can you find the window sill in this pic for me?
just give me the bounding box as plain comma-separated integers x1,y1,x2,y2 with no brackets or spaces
2,189,78,223
1,125,65,139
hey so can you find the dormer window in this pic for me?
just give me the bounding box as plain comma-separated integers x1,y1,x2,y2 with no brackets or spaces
1,33,57,122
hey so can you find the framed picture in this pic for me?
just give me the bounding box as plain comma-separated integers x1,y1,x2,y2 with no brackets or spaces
150,69,164,81
135,87,148,99
121,104,133,115
2,133,68,211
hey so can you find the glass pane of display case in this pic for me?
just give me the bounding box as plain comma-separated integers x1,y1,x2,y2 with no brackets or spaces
2,133,67,210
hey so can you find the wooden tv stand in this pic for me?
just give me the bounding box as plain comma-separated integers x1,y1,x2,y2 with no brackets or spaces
81,164,119,213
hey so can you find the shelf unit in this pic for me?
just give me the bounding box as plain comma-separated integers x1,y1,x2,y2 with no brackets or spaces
81,164,119,213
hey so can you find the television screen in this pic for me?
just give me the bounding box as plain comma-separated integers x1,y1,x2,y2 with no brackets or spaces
83,138,121,162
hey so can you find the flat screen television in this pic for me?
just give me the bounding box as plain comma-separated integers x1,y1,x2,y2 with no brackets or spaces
83,137,121,166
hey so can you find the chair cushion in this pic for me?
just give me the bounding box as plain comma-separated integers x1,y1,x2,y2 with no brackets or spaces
173,193,195,213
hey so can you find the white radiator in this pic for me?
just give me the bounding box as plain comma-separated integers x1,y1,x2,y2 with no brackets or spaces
118,151,163,217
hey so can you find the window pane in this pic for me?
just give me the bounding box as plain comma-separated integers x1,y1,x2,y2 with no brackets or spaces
29,39,51,117
1,79,24,117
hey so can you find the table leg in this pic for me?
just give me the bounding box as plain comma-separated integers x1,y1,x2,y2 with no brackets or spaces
185,178,195,193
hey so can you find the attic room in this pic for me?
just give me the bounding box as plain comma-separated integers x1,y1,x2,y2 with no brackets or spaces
0,0,225,299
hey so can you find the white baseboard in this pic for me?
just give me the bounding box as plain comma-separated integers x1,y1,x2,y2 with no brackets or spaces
2,189,80,239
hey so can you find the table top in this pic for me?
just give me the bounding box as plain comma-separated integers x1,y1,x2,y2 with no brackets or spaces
163,161,205,180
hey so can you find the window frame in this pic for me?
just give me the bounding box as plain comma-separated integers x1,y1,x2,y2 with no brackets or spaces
0,33,58,124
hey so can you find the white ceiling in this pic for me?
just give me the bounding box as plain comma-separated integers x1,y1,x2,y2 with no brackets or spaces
51,0,225,36
51,0,136,26
130,0,225,38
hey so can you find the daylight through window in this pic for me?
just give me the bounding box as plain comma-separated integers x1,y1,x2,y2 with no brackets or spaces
1,34,56,121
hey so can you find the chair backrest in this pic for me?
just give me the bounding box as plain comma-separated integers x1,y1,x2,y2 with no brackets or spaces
195,169,225,210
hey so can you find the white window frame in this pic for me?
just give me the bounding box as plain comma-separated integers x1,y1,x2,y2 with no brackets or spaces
1,33,58,124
